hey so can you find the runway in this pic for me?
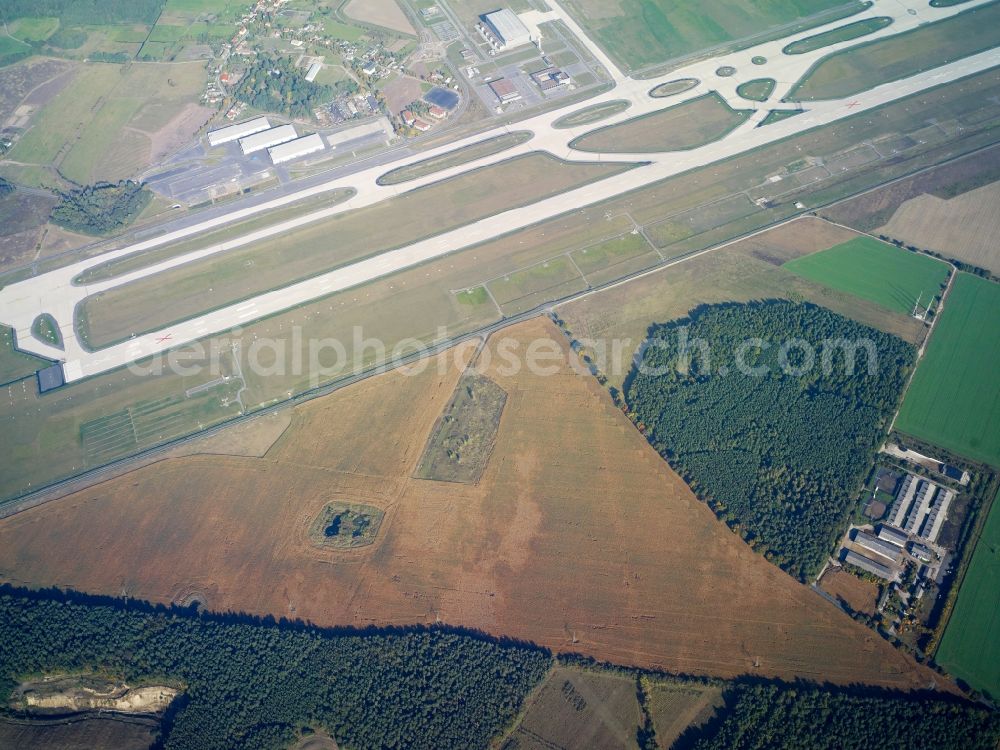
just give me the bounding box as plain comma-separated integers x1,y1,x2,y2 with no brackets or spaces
1,0,996,381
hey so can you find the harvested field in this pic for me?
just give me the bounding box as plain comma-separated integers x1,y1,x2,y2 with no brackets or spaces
644,680,723,749
415,371,507,484
820,144,1000,233
0,319,947,690
819,567,880,615
570,93,750,153
879,181,1000,275
558,217,926,391
502,666,642,750
343,0,415,36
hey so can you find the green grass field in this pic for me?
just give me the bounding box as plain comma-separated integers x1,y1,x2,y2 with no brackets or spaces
784,236,950,314
782,16,892,54
788,3,1000,100
9,17,60,42
563,0,867,71
895,274,1000,466
937,488,1000,697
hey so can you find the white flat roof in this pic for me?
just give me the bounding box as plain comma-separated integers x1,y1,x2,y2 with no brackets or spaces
326,116,392,147
239,124,298,154
483,9,531,46
207,116,271,146
268,133,326,164
305,61,322,82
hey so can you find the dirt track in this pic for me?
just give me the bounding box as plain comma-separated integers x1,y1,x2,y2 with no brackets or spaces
0,320,948,690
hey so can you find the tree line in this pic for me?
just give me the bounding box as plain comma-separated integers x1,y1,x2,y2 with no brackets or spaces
678,681,1000,750
234,54,335,119
2,586,996,749
626,300,914,580
50,180,151,235
0,587,551,749
0,0,164,25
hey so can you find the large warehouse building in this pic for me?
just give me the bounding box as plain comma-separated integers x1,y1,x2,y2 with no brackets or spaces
479,9,532,51
207,116,271,147
268,133,326,165
239,124,298,155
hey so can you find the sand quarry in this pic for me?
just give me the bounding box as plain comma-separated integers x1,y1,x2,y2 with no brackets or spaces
0,319,944,690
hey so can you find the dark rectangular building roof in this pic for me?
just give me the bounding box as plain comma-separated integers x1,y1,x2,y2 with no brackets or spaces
36,363,65,393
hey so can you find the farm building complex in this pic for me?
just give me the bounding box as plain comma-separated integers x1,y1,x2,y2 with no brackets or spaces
207,116,271,147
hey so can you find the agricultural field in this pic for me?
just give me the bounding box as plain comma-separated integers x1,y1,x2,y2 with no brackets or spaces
878,180,1000,275
820,142,1000,233
561,0,869,71
788,3,1000,100
894,273,1000,466
937,488,1000,698
819,567,880,615
79,154,630,347
783,236,951,314
0,319,946,690
342,0,416,35
570,93,750,153
9,61,212,185
502,666,643,750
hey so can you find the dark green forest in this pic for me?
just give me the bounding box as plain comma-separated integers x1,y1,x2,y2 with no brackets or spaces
0,588,550,749
234,54,334,118
50,180,151,235
2,589,997,749
626,301,914,579
682,682,1000,750
0,0,164,25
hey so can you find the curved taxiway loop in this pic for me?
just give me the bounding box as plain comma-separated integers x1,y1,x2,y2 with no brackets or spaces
1,0,997,380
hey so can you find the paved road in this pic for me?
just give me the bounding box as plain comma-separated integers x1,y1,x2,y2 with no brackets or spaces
1,0,996,380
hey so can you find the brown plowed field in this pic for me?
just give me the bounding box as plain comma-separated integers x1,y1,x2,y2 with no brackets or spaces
0,320,945,690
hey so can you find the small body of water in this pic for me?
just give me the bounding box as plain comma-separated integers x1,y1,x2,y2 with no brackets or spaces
425,86,459,110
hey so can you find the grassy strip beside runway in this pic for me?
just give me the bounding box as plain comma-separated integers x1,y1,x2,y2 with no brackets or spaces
787,2,1000,100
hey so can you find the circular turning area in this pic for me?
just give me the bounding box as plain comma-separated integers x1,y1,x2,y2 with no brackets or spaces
648,78,699,98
